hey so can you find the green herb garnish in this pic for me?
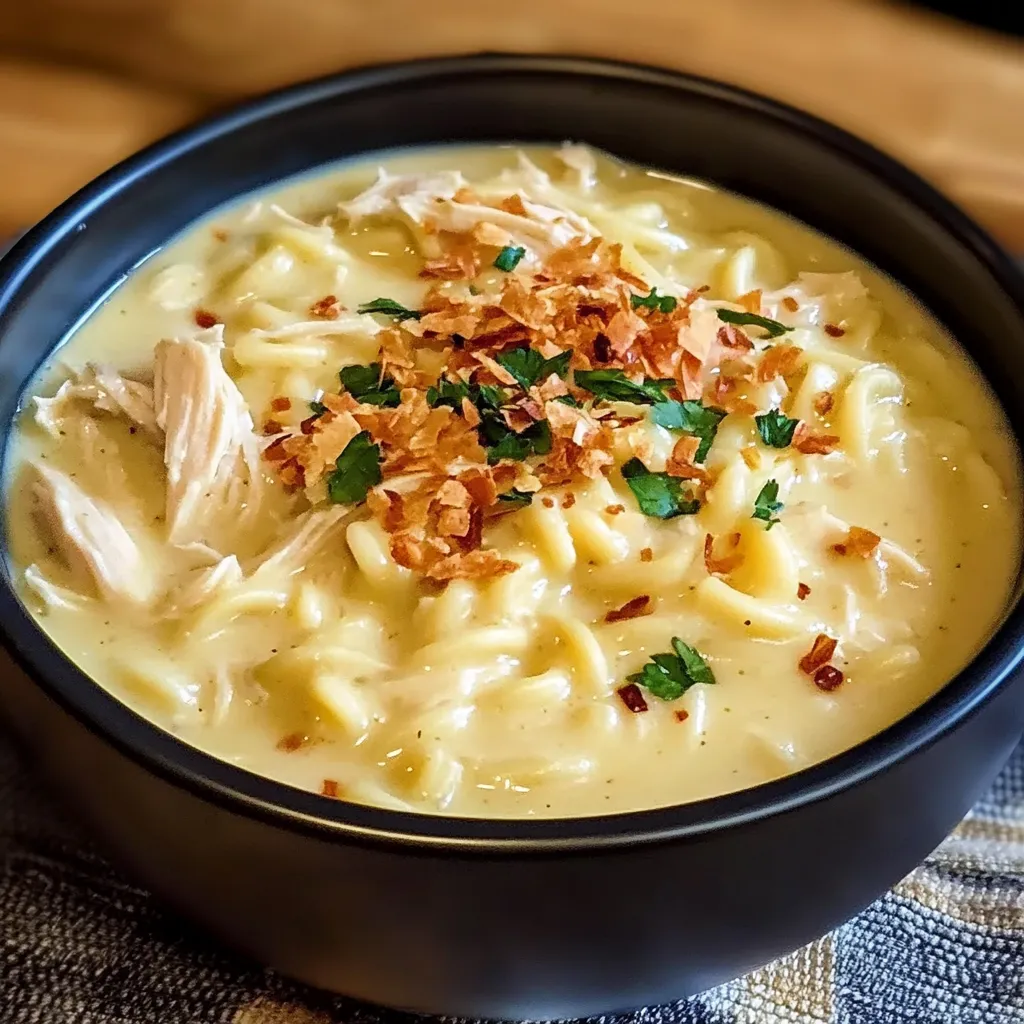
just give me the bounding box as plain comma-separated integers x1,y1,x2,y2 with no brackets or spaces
650,401,727,462
752,478,784,530
325,431,382,505
493,245,526,272
621,458,701,519
627,637,715,701
630,287,678,314
339,363,401,407
484,418,552,464
496,347,572,390
427,378,508,414
716,308,791,338
574,370,674,405
496,489,534,510
553,393,581,407
356,297,421,321
755,408,800,448
309,400,328,418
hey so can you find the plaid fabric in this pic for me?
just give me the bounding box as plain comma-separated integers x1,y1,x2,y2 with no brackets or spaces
2,727,1022,1024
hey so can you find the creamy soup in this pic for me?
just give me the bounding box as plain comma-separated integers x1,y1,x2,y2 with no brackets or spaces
7,145,1021,818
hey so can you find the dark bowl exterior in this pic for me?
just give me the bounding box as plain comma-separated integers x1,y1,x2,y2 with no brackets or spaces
1,57,1024,1019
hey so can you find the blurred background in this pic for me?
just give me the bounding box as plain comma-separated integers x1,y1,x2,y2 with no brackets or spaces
0,0,1021,249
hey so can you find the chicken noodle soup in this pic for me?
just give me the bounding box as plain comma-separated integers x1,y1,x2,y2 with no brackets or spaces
8,146,1021,817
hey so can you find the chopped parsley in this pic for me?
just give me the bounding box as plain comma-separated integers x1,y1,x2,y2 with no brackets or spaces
356,297,421,321
427,378,507,413
630,287,678,314
553,393,581,407
339,363,401,407
574,369,674,405
493,245,526,272
650,400,727,462
627,637,716,701
496,489,534,509
752,478,784,529
621,458,700,519
496,347,572,390
309,400,328,418
716,308,791,338
483,418,552,464
325,431,382,505
755,408,800,448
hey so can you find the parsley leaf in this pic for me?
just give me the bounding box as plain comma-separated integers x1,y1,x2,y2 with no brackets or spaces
309,400,328,418
356,297,421,321
574,370,674,405
493,245,526,272
621,457,701,519
484,418,552,464
325,431,382,505
496,489,533,509
650,400,727,462
339,363,401,407
427,378,508,414
755,408,800,448
630,287,678,314
716,308,791,338
496,347,572,390
752,478,784,529
553,393,581,407
627,637,716,701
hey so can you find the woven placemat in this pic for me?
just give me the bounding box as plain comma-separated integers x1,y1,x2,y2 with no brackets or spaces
2,726,1023,1024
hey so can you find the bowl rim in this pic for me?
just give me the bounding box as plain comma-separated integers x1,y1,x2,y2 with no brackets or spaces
2,53,1023,852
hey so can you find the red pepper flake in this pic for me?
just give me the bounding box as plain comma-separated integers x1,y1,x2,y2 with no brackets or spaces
321,779,340,798
263,419,283,436
592,333,612,363
831,543,848,556
674,709,690,723
605,595,653,623
813,391,834,416
617,683,649,713
781,296,799,313
823,323,846,338
270,396,292,413
194,309,220,329
561,493,576,509
309,295,340,320
263,436,290,462
276,732,308,752
813,665,844,691
605,504,626,515
542,496,555,508
300,415,320,435
799,633,838,675
640,547,654,563
797,582,811,600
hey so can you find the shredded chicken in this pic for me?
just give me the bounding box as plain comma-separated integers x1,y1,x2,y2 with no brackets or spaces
338,169,467,224
28,462,152,603
34,364,159,439
249,506,350,576
153,327,262,545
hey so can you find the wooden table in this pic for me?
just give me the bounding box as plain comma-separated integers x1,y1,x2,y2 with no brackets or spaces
1,0,1022,248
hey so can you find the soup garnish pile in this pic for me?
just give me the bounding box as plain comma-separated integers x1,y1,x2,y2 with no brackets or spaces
9,145,1020,817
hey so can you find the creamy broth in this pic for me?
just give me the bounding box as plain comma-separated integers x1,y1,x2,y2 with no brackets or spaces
7,145,1021,818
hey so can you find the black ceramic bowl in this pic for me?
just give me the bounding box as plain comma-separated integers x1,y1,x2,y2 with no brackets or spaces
1,55,1024,1020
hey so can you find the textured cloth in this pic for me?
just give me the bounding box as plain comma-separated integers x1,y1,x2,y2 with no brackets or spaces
1,728,1023,1024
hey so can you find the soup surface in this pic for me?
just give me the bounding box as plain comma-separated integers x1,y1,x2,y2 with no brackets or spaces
8,146,1021,818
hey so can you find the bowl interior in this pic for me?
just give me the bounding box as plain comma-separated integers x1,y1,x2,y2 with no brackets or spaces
1,55,1024,847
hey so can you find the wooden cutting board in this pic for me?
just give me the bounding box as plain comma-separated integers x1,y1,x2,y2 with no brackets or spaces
0,0,1022,248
